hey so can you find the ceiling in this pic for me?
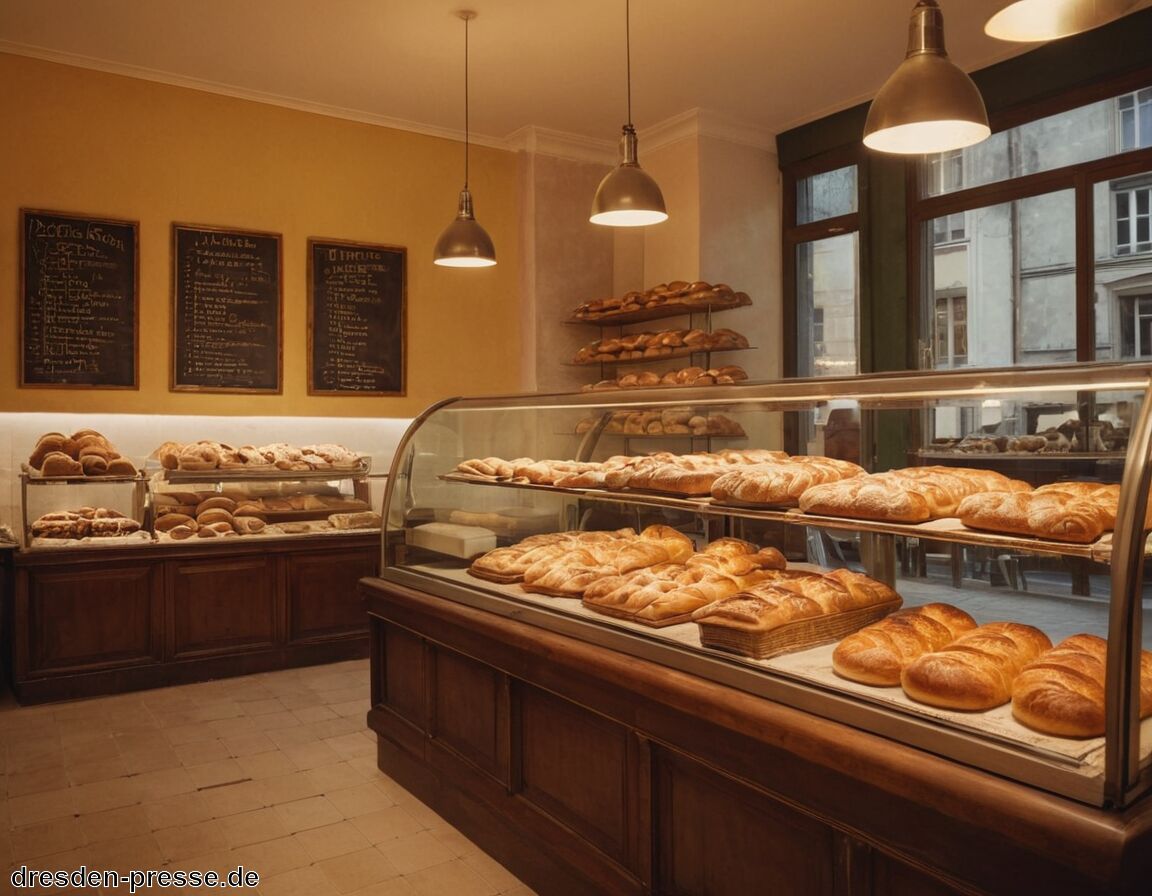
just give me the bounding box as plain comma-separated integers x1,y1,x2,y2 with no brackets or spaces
2,0,1150,152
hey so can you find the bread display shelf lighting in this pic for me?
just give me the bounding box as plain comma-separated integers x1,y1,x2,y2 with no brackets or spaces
436,473,1118,562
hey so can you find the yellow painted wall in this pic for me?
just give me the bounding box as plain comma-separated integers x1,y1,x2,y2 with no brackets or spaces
0,53,521,418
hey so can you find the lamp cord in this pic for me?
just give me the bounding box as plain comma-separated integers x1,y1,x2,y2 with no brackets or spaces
464,14,470,189
625,0,632,127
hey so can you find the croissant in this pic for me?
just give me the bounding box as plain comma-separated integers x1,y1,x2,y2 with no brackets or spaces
1011,634,1152,738
901,621,1053,711
832,603,977,686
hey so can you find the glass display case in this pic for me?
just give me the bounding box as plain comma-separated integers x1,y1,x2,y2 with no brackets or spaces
20,471,148,549
378,362,1152,810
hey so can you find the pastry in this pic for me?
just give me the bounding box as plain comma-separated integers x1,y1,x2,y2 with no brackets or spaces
956,491,1113,543
832,603,977,686
901,622,1053,710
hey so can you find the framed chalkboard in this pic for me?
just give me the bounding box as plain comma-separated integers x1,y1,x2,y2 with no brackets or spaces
20,209,139,388
172,224,282,393
308,238,406,395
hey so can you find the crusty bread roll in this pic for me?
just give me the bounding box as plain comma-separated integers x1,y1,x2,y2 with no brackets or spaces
711,456,864,506
956,491,1112,543
155,513,196,532
1011,634,1152,738
901,621,1052,711
232,517,267,535
832,603,977,686
196,508,234,526
41,451,84,477
29,432,70,469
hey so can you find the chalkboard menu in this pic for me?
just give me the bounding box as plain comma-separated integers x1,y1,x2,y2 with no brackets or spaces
308,239,406,395
21,209,139,388
172,224,282,393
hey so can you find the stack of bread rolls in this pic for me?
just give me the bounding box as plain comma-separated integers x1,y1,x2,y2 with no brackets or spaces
573,328,750,364
583,364,749,391
571,280,750,320
469,527,672,585
155,440,363,472
28,430,137,477
31,507,142,540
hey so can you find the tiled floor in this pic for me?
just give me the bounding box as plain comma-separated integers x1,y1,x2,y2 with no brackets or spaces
0,660,536,895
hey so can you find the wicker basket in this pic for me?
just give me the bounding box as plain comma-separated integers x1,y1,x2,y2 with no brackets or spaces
696,599,902,660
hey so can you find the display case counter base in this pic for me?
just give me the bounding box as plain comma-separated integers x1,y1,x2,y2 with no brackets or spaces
7,535,376,704
363,577,1152,896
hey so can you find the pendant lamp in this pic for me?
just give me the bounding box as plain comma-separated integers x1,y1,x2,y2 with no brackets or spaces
434,10,496,268
590,0,667,227
863,0,990,155
985,0,1135,42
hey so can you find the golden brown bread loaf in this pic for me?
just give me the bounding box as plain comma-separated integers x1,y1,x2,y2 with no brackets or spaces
799,466,1029,523
956,491,1112,543
1010,634,1152,738
710,456,864,506
901,621,1052,711
832,603,977,686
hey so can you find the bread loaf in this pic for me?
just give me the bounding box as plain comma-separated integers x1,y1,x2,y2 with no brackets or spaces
956,491,1112,543
1011,634,1152,738
832,603,977,686
710,456,864,506
901,622,1052,710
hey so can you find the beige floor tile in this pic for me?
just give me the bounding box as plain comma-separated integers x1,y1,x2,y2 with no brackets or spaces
164,721,219,746
322,782,390,819
227,834,312,879
267,726,320,750
236,750,299,781
391,794,445,829
309,717,366,740
218,806,291,848
318,686,367,706
221,732,278,758
291,705,339,725
120,745,183,775
281,740,343,771
187,758,247,789
305,761,374,794
243,698,289,717
165,846,243,877
259,771,323,806
291,819,372,862
79,804,153,844
6,745,65,774
274,795,344,834
277,692,324,711
134,766,197,802
350,806,426,845
345,878,420,896
261,865,341,896
5,765,70,798
346,756,385,780
67,755,129,786
376,830,457,875
174,739,232,767
208,715,261,740
144,791,212,831
189,701,245,723
326,732,376,760
427,822,482,858
72,776,142,815
317,845,401,894
81,831,166,873
463,849,527,892
330,699,368,719
11,815,88,860
6,786,76,827
402,857,501,896
254,711,304,732
64,735,120,765
153,818,228,863
499,885,539,896
198,779,268,819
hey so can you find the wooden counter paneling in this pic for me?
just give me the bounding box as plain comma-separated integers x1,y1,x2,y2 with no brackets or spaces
363,577,1152,896
169,554,278,658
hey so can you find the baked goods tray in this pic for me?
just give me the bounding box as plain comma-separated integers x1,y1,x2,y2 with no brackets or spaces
155,461,369,483
567,293,752,325
570,345,753,367
21,469,141,484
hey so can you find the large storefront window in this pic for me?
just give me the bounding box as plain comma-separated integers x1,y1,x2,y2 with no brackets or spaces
917,83,1152,370
796,233,859,377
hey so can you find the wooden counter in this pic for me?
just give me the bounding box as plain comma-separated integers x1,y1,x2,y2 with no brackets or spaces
6,533,376,704
363,576,1152,896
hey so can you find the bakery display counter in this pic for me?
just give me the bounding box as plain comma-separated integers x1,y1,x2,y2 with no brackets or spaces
8,530,376,704
365,361,1152,894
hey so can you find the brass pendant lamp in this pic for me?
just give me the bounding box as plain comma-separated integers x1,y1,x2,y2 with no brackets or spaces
985,0,1135,42
863,0,990,155
590,0,668,227
434,10,497,268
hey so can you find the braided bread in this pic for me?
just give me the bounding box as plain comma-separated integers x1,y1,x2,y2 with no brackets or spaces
832,603,977,686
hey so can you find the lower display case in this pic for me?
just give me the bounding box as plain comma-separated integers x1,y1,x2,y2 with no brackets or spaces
6,532,377,703
363,576,1152,896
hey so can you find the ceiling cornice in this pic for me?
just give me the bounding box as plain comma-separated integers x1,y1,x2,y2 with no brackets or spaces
504,125,616,164
642,108,777,153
